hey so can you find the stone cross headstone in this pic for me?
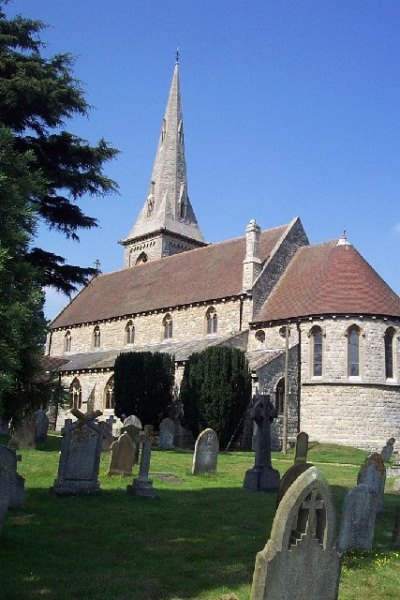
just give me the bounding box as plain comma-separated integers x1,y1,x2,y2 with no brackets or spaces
127,433,157,498
97,421,114,451
158,417,175,450
276,431,313,507
250,466,341,600
192,428,219,475
381,437,395,463
0,445,25,509
9,414,36,449
243,395,280,492
337,483,377,552
357,453,386,512
108,432,135,476
392,506,400,549
50,409,103,495
35,409,49,443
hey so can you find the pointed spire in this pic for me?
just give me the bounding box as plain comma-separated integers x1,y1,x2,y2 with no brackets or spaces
122,59,205,257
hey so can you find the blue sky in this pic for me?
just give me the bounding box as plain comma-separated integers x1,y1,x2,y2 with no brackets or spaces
7,0,400,320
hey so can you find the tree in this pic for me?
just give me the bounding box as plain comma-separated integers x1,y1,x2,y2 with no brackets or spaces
0,2,119,294
179,346,252,448
114,352,175,428
0,127,48,421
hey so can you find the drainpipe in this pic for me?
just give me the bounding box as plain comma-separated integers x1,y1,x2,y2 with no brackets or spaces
297,321,302,433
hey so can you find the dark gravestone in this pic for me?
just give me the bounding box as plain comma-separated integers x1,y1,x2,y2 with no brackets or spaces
251,466,341,600
97,421,114,451
243,395,280,493
294,432,309,464
158,418,175,450
337,484,377,552
357,453,386,513
35,409,49,443
381,437,395,463
9,414,36,449
50,410,103,495
0,445,25,509
277,431,313,506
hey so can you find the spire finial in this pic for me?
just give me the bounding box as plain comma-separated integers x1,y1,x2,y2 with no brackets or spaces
175,46,180,65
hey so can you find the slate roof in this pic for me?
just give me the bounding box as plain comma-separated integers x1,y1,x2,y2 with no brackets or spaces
254,240,400,323
50,223,290,329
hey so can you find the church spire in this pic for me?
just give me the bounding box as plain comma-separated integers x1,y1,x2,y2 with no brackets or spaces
121,59,206,267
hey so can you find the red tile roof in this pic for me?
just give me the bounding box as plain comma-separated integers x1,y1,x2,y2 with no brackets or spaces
254,241,400,323
51,224,289,328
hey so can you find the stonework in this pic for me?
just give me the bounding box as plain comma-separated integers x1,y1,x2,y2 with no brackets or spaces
337,483,377,552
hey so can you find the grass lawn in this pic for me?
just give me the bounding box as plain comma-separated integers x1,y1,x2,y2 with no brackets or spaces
0,434,399,600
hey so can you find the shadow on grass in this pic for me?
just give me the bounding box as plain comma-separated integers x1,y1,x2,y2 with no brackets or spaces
35,435,62,452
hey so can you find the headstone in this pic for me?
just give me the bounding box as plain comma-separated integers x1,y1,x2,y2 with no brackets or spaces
192,428,219,475
337,484,377,552
97,421,114,451
294,432,309,464
35,409,49,443
158,418,175,450
144,424,157,446
8,414,36,449
243,395,280,493
127,433,157,499
381,437,395,463
357,453,386,512
123,414,142,429
0,418,9,436
121,424,141,464
50,409,103,495
0,476,9,536
250,466,341,600
277,431,313,506
108,432,135,476
392,506,400,549
0,445,25,509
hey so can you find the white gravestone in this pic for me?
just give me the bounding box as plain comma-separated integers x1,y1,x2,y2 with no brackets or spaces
192,428,219,475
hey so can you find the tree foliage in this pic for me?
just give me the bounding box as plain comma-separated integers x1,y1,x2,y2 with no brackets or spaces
0,2,119,294
114,352,175,428
179,346,252,447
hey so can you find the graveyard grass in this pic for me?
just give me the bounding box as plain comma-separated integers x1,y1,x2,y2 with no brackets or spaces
0,435,399,600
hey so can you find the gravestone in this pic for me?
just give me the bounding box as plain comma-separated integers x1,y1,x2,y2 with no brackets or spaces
127,433,157,498
121,424,141,464
392,506,400,549
0,418,9,436
0,476,9,536
250,466,341,600
97,421,114,451
108,432,135,476
357,453,386,512
0,445,25,509
192,428,219,475
243,395,280,492
50,409,103,495
9,414,36,449
381,437,395,463
35,409,49,443
337,484,377,552
123,414,142,429
158,418,175,450
277,432,313,506
294,432,309,463
144,424,157,446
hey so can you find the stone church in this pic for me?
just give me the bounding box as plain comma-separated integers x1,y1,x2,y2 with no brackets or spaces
46,61,400,450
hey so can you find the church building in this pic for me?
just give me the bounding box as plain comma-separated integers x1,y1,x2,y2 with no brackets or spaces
46,60,400,450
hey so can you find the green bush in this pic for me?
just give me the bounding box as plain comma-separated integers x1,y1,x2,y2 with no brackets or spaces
114,352,175,427
179,346,251,447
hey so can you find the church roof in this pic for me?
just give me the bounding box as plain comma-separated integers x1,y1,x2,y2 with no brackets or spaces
121,62,205,246
50,223,290,329
253,240,400,323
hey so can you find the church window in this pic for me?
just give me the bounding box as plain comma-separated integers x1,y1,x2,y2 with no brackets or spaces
384,327,395,379
93,325,101,348
206,307,218,335
64,330,72,352
255,330,265,344
104,376,115,410
136,252,148,264
125,321,135,345
275,378,285,415
69,378,82,409
163,314,173,339
310,326,323,377
347,325,360,377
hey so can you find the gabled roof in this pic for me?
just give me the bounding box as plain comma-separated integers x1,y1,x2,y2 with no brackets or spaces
253,240,400,323
51,222,290,329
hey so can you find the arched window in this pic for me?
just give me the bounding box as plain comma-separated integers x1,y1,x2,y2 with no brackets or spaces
163,314,173,339
64,330,72,352
347,325,360,377
255,330,265,344
125,320,135,345
275,378,285,415
310,326,323,377
104,376,115,410
384,327,395,379
206,307,218,335
69,378,82,409
136,252,148,264
93,325,101,348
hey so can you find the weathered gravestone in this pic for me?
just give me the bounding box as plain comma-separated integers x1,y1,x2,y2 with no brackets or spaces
50,409,103,495
35,409,49,443
97,421,114,451
123,414,142,429
250,466,341,600
277,431,313,507
243,395,280,492
121,424,141,464
192,428,219,475
127,433,157,499
381,437,395,463
144,424,157,446
357,453,386,513
108,432,135,476
0,445,25,509
9,414,36,449
337,483,377,552
158,418,175,450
